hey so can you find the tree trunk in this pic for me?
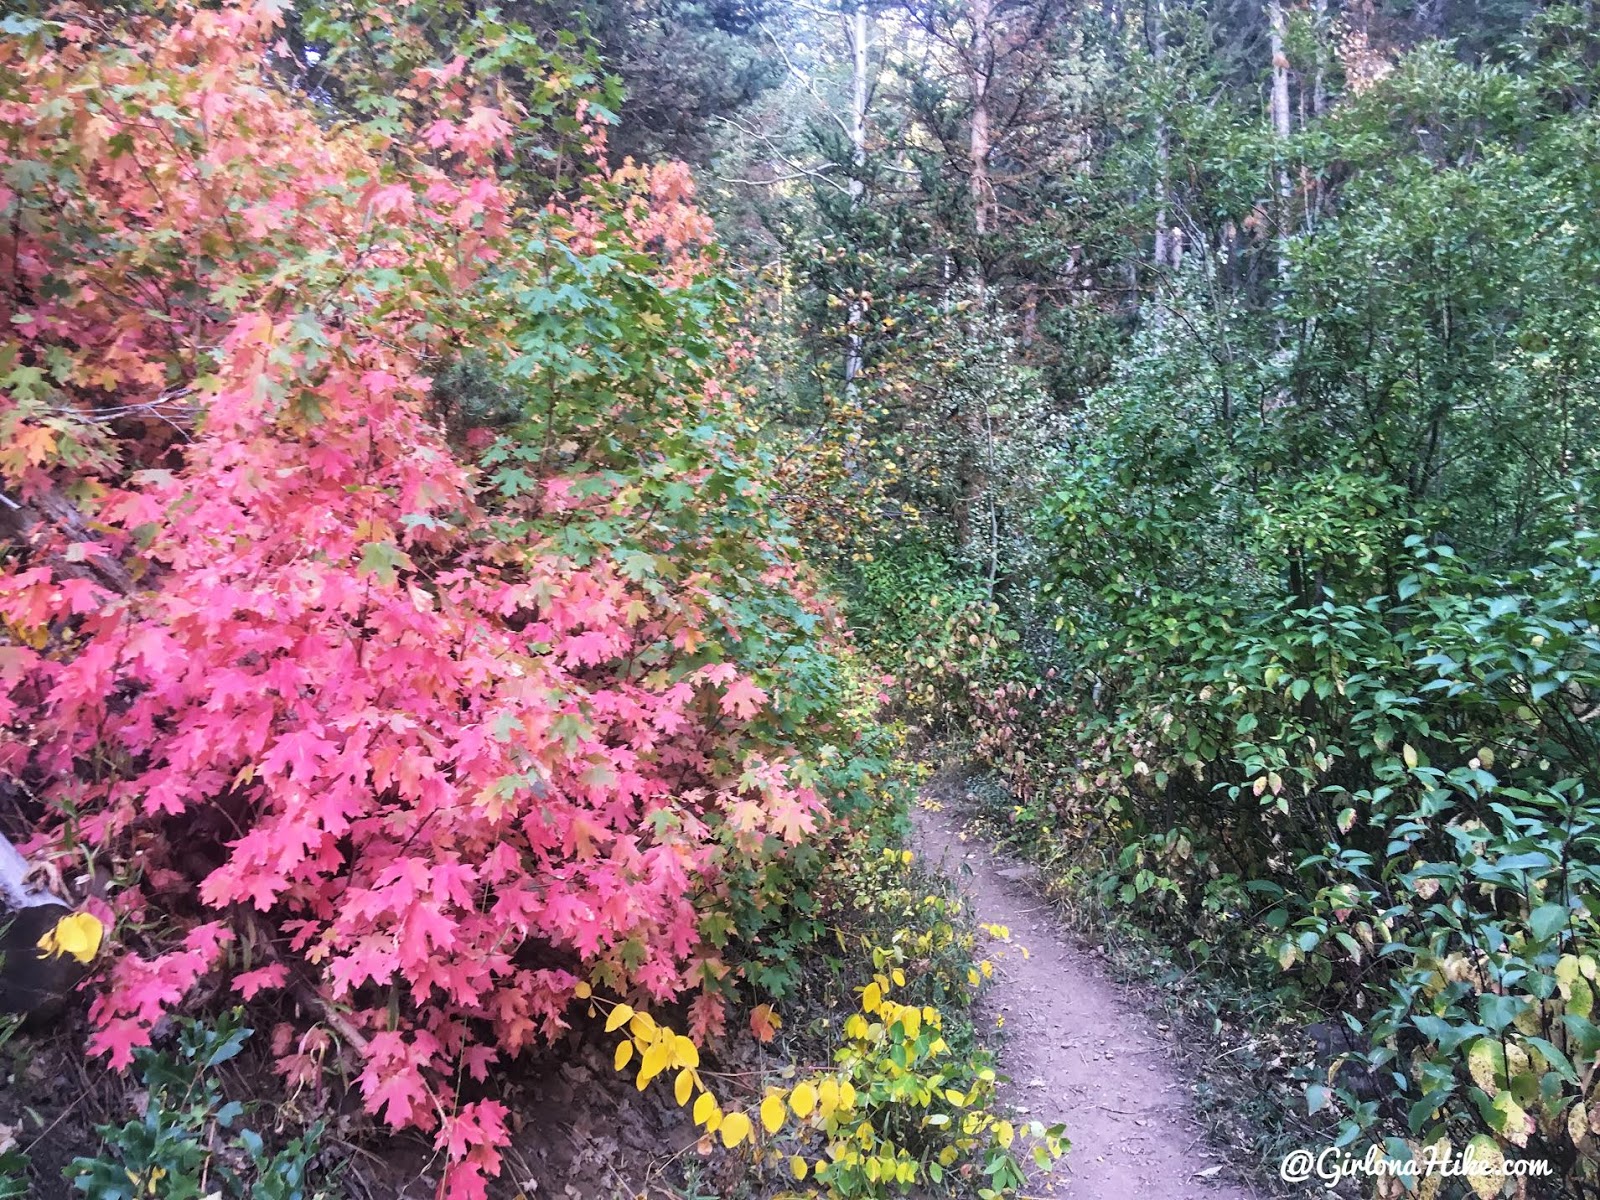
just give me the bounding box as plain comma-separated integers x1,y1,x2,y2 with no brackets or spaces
844,0,870,391
0,485,134,597
1148,0,1173,273
1312,0,1327,118
969,0,995,239
1267,0,1293,284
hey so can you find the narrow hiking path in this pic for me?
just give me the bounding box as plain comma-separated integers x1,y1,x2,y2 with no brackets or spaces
912,776,1264,1200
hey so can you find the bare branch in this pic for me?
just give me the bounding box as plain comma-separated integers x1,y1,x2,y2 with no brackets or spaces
759,24,855,140
714,115,855,195
0,484,135,596
718,168,838,186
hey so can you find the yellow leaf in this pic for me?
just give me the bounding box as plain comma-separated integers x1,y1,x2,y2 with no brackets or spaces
35,911,103,965
1462,1135,1505,1200
629,1010,658,1040
1569,1101,1589,1147
673,1034,700,1069
605,1004,634,1033
1572,975,1596,1020
637,1041,671,1089
574,981,592,999
693,1091,717,1127
614,1041,633,1072
761,1094,785,1133
862,981,882,1014
818,1078,839,1117
674,1069,694,1107
1504,1049,1529,1088
791,1081,817,1118
839,1081,857,1110
720,1111,752,1149
790,1155,808,1181
996,1120,1015,1149
891,968,906,987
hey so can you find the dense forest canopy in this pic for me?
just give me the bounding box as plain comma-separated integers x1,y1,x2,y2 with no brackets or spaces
719,0,1600,1192
3,0,1600,1196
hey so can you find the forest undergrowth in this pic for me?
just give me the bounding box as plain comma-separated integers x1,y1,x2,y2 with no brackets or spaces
7,0,1600,1198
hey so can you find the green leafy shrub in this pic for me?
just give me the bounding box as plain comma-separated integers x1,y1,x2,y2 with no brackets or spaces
1020,513,1600,1190
70,1010,337,1200
846,541,1046,774
774,841,1067,1198
0,1149,26,1200
595,834,1067,1198
982,34,1600,1189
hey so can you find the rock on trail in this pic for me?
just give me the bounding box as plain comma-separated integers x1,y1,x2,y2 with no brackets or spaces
913,786,1262,1200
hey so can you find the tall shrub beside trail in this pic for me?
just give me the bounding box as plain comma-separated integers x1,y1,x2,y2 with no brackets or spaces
0,4,878,1194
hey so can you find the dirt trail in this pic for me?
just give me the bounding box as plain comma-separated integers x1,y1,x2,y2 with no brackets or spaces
913,786,1262,1200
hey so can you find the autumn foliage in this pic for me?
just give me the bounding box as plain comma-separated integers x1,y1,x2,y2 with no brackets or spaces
0,4,871,1194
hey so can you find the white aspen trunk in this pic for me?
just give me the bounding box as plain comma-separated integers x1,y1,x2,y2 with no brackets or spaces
1312,0,1327,117
1153,129,1171,268
844,0,869,391
1149,0,1172,271
1267,0,1293,284
1308,0,1327,230
849,1,868,197
969,0,994,238
0,831,57,910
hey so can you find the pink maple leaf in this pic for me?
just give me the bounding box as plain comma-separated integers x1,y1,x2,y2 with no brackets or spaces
87,1017,151,1071
259,729,334,781
697,662,738,685
719,676,768,720
359,1031,439,1128
232,963,289,1000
